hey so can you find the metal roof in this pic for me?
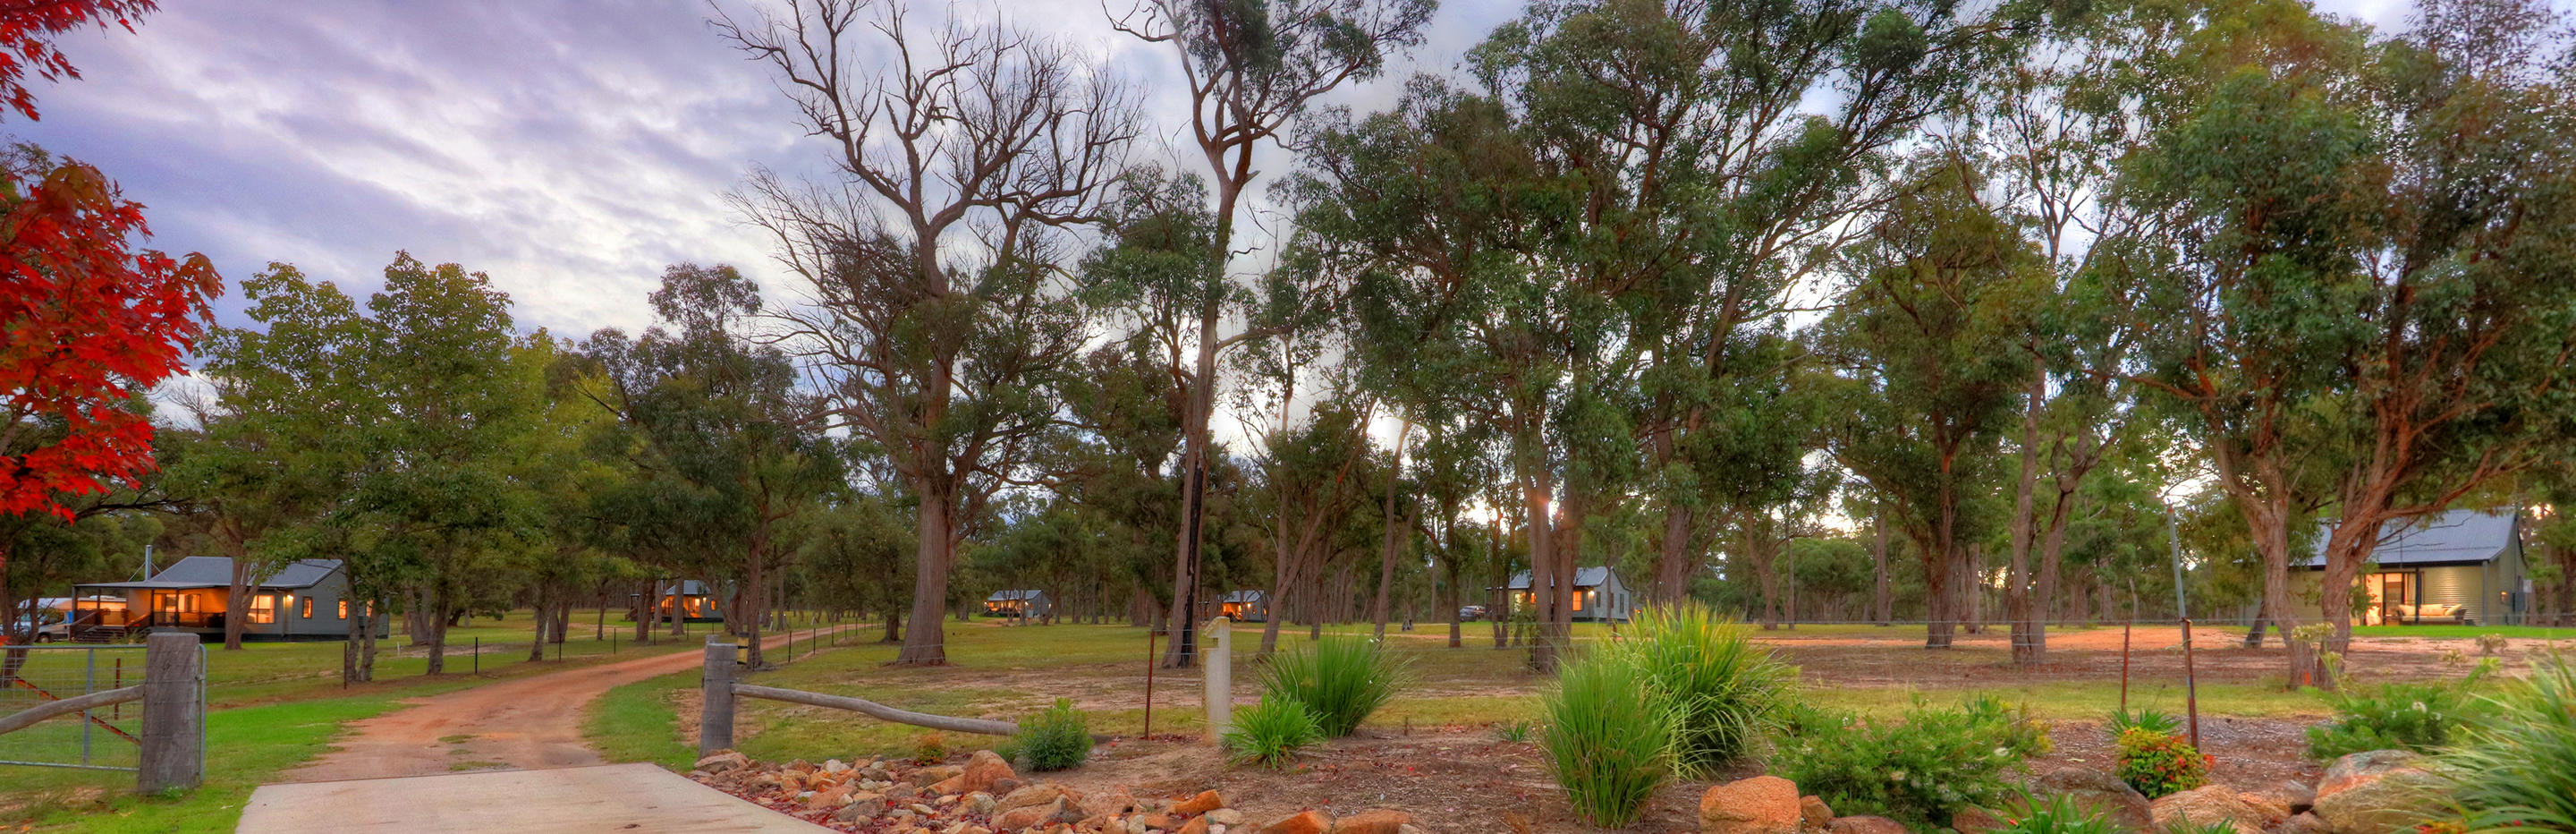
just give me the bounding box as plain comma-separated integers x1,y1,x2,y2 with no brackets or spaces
987,590,1046,601
2300,509,2520,567
1222,590,1267,602
1505,567,1615,590
78,557,344,590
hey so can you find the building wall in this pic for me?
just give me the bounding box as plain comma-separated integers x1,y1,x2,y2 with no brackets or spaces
2292,563,2519,626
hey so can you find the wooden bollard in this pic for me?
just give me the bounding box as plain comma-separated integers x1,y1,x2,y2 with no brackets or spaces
139,633,203,794
1204,616,1232,742
699,636,736,758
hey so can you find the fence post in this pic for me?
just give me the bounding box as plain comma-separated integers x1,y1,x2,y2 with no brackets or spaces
699,636,735,758
1204,616,1232,743
139,633,203,795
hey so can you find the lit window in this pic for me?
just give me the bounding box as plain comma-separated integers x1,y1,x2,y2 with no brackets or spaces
247,595,277,625
301,597,314,618
338,600,350,619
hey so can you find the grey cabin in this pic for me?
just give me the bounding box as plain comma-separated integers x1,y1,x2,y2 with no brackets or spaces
70,557,384,643
983,590,1052,618
1218,590,1271,623
2295,508,2531,626
1504,566,1635,623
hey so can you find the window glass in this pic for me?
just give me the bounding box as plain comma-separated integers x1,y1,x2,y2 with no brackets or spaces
301,597,314,618
247,595,277,625
338,600,350,619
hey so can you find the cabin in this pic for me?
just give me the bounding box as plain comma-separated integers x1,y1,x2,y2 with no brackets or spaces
69,557,384,643
1503,566,1636,623
983,590,1051,618
631,581,724,624
2295,509,2531,626
1218,590,1271,623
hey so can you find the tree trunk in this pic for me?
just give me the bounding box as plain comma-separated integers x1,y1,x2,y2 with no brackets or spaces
1653,503,1695,606
527,594,549,663
1372,427,1409,641
423,579,448,676
1522,466,1557,671
1872,513,1892,626
2007,372,2042,664
897,489,954,665
223,535,250,651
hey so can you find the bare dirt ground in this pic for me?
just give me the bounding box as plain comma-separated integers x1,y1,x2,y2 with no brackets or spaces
286,628,849,781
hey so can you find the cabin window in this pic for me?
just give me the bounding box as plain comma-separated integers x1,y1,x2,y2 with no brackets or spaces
247,595,277,625
1573,591,1586,612
337,600,350,619
301,597,314,618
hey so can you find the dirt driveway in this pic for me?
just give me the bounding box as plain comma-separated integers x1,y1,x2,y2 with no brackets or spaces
286,629,845,781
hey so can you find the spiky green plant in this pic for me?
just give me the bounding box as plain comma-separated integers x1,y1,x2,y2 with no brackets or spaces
1593,603,1794,775
2107,707,2181,736
1260,635,1411,737
2446,655,2576,834
1013,698,1091,771
1541,651,1675,828
1224,694,1324,768
1995,793,2125,834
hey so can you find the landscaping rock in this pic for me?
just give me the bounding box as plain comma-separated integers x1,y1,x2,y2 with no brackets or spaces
2277,813,2333,834
1175,790,1227,816
1208,809,1249,826
1331,809,1411,834
1827,816,1911,834
1084,787,1143,818
2313,751,2444,834
835,794,888,822
1801,796,1835,830
1177,816,1212,834
1701,776,1803,834
2262,781,2318,815
996,797,1067,831
695,751,751,772
1952,806,2008,834
966,791,997,815
916,764,965,787
933,750,1017,795
1263,810,1335,834
2151,786,2264,834
2034,766,2155,831
1000,784,1081,813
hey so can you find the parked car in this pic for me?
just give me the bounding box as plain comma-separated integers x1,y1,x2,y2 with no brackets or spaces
1457,605,1488,622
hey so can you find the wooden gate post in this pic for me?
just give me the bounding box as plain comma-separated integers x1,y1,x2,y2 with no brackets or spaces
139,633,203,794
699,636,736,757
1203,616,1232,743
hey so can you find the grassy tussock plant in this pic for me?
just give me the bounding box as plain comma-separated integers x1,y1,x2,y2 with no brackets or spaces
1012,698,1091,771
2445,656,2576,834
1541,652,1676,829
2307,661,2494,761
1778,696,2052,831
2107,707,2182,736
1224,694,1324,768
1994,793,2125,834
1596,604,1794,775
1261,635,1411,736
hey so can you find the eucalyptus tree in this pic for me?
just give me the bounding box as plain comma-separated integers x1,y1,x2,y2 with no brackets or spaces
1817,161,2038,648
584,265,841,668
1109,0,1436,668
2119,0,2576,680
718,0,1136,666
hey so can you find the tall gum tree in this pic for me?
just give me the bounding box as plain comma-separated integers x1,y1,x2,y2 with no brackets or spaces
720,0,1137,665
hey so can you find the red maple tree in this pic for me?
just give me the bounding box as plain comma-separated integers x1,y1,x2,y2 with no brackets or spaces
0,0,161,121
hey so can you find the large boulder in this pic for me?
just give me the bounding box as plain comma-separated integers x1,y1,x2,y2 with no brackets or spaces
2035,767,2155,831
2150,786,2264,834
1701,776,1803,834
1332,809,1413,834
932,749,1017,795
1953,806,2008,834
2312,751,2445,834
1263,810,1336,834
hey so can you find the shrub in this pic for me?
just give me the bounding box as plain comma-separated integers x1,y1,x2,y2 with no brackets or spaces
911,731,948,764
2115,727,2211,798
2306,665,2493,760
1013,698,1090,772
1541,652,1675,829
1994,793,2125,834
2476,634,2508,656
2444,656,2576,834
1261,635,1411,737
1593,604,1795,775
1493,719,1533,743
1224,694,1324,768
1777,696,2051,831
2107,707,2181,737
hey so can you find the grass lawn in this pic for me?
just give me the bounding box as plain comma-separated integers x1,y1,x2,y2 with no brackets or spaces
590,618,2334,768
2,608,713,831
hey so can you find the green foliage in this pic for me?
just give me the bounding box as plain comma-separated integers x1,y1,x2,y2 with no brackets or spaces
1541,651,1674,829
1592,604,1795,774
2444,657,2576,834
1012,699,1092,772
1778,696,2052,830
2116,727,2211,798
1493,719,1533,743
2108,707,2182,736
1260,635,1411,736
911,732,949,765
1994,793,2125,834
2306,667,2492,760
1224,695,1324,769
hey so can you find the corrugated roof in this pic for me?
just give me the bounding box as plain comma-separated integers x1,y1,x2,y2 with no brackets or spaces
1223,590,1267,602
78,557,344,590
1505,567,1614,590
987,590,1046,601
2301,509,2519,567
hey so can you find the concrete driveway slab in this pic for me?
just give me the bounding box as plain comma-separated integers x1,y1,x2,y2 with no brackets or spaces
237,762,835,834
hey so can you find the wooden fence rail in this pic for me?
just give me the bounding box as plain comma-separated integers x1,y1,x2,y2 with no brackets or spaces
695,637,1122,757
0,633,203,794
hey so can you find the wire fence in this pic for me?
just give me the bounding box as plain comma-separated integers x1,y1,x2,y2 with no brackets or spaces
0,644,152,771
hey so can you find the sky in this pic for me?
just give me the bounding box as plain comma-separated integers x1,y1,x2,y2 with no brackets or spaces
29,0,2436,340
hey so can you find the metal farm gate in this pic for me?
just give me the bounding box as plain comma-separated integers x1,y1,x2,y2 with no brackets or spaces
0,643,187,772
